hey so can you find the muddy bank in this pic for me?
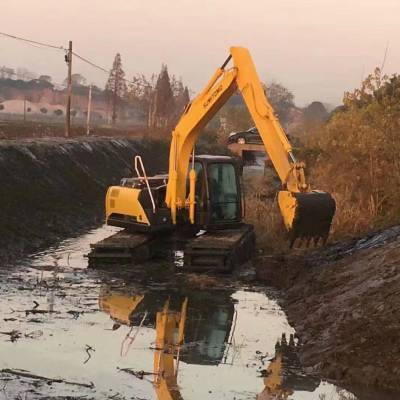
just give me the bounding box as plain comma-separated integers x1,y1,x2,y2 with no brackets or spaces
0,137,169,264
256,227,400,393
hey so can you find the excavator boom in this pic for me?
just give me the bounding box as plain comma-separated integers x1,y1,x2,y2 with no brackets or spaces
165,46,335,244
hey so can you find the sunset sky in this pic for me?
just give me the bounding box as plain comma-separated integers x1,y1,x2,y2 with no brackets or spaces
1,0,399,106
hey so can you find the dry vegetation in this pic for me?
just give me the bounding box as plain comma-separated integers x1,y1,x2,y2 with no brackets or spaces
244,172,289,252
302,68,400,240
245,68,400,246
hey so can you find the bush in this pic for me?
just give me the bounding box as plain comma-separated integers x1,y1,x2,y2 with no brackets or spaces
54,109,63,116
0,104,4,111
40,107,47,114
304,68,400,240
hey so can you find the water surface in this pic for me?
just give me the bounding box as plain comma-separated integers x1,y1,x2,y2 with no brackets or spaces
0,226,362,399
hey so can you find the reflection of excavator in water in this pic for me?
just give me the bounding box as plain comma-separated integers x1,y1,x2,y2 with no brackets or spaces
258,333,319,400
153,298,187,400
99,289,320,400
89,46,335,270
99,290,187,399
99,287,235,364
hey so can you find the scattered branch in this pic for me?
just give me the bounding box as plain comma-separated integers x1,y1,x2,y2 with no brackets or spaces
83,345,95,364
0,369,94,389
117,367,155,382
0,330,21,342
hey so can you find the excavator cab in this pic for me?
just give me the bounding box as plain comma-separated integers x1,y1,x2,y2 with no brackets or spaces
105,155,243,234
190,155,243,229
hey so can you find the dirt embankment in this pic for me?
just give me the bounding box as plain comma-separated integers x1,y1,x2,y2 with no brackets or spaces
256,227,400,394
0,137,169,264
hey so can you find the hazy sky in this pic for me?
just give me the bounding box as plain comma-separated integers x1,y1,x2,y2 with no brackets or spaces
1,0,399,106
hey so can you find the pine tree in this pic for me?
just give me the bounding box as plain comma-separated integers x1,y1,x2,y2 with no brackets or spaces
172,85,190,123
181,86,190,107
106,53,127,124
150,64,174,128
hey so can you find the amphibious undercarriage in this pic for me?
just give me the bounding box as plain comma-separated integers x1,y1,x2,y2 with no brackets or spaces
87,223,255,272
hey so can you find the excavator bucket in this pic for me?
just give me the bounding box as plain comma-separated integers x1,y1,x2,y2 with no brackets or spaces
278,190,336,247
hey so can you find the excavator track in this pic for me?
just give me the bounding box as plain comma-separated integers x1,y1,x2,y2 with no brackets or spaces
88,230,157,268
88,225,255,272
184,224,255,272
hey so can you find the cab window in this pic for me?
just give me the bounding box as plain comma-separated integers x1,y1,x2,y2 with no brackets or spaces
208,163,239,221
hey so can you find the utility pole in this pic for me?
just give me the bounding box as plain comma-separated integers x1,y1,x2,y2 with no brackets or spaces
23,96,26,122
65,40,72,138
86,85,92,136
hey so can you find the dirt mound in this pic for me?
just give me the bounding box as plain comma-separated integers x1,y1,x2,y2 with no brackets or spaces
256,228,400,392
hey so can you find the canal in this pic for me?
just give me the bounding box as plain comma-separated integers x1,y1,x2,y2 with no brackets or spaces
0,226,360,399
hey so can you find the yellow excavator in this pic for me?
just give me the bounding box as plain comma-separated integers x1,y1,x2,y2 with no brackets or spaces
89,46,335,270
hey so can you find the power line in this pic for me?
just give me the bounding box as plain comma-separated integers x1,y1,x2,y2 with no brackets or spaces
72,51,110,74
1,31,151,88
72,50,150,88
0,31,64,51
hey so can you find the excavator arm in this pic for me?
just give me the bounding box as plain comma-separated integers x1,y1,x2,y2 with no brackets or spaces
165,62,238,220
165,46,335,244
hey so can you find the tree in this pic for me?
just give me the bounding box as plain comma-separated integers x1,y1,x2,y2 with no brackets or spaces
172,82,190,123
304,101,328,123
149,64,175,128
0,67,15,79
219,105,252,136
127,73,156,123
180,86,190,107
127,70,190,127
17,68,37,81
105,53,127,124
266,82,295,125
170,75,184,98
63,73,86,87
38,75,52,83
128,74,150,99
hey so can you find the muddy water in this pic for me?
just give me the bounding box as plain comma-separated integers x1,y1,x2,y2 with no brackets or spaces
1,226,356,399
